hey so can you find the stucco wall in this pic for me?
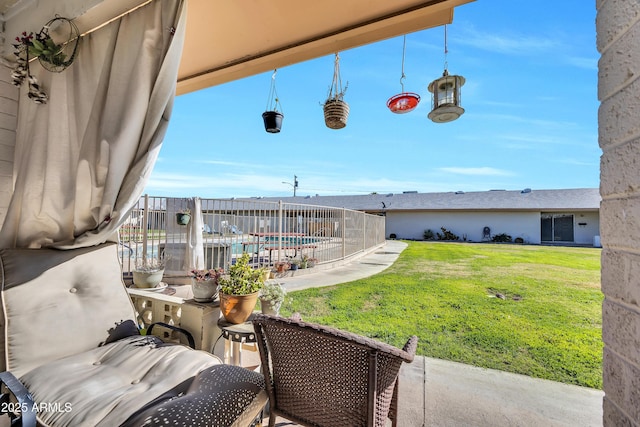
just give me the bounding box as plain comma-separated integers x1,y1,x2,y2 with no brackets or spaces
597,0,640,424
573,211,600,245
0,66,18,228
385,211,541,243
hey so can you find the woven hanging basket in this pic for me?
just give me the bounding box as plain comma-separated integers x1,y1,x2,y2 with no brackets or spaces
323,98,349,129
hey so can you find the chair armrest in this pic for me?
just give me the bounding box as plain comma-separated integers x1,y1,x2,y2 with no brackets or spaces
0,371,36,427
253,313,417,362
147,322,196,349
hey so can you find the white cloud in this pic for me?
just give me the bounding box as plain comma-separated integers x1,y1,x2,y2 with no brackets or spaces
437,167,514,176
454,26,559,55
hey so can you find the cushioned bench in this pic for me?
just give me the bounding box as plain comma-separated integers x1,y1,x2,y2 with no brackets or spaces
0,243,266,427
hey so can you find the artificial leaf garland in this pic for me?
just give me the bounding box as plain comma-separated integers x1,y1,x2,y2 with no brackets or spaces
11,32,49,104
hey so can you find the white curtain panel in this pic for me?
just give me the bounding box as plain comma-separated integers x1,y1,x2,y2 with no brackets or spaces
185,197,205,271
0,0,187,249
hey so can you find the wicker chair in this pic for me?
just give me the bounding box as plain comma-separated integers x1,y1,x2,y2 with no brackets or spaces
252,314,418,427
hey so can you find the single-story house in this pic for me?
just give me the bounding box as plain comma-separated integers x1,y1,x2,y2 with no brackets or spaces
252,188,601,246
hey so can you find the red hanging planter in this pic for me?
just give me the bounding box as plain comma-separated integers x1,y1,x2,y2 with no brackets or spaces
387,92,420,114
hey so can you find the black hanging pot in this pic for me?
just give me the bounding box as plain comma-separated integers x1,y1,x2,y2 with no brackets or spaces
262,111,284,133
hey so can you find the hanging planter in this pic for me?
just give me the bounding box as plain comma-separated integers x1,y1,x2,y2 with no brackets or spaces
176,209,191,225
11,16,80,104
387,35,420,114
262,69,284,133
323,53,349,130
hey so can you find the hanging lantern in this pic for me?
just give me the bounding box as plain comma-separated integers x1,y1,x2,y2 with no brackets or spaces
427,70,465,123
427,25,465,123
387,35,420,114
263,69,284,133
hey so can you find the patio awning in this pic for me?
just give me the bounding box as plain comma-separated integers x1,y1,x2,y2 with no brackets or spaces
175,0,474,95
2,0,473,95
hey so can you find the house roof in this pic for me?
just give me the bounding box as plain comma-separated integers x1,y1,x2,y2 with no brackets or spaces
246,188,601,212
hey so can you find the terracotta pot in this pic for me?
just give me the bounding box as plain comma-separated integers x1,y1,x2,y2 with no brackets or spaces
192,279,219,303
220,291,259,324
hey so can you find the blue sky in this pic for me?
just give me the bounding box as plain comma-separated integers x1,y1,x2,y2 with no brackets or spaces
146,1,599,199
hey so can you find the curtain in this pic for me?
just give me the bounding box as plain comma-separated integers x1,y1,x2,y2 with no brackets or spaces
0,0,187,249
185,197,205,271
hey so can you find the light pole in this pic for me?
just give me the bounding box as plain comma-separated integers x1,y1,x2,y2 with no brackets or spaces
282,175,298,196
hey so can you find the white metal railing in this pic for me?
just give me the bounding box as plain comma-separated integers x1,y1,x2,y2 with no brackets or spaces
118,195,386,277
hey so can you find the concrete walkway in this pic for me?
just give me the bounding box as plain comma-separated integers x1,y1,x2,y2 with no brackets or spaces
272,240,604,427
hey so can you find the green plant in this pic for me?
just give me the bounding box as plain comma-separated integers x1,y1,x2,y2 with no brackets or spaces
260,281,287,304
492,233,513,243
219,253,267,295
189,267,223,282
423,229,435,240
436,227,459,241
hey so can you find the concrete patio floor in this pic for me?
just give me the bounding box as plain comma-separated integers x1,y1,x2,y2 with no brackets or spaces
268,240,604,427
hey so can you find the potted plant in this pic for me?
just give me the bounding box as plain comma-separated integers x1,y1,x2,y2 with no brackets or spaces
12,17,80,104
260,281,287,316
262,69,284,133
176,208,191,225
323,52,349,129
189,267,223,303
132,257,166,289
274,261,290,274
218,253,268,323
289,259,300,271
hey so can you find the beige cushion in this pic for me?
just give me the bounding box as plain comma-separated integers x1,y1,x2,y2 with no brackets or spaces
0,243,270,427
21,335,220,427
0,243,137,377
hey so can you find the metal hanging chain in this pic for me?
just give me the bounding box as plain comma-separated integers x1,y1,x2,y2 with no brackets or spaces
400,35,407,93
443,24,449,73
266,69,282,112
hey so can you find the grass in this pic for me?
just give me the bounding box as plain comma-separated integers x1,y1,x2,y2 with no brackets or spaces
281,241,603,389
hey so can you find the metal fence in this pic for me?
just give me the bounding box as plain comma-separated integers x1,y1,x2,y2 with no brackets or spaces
119,195,386,278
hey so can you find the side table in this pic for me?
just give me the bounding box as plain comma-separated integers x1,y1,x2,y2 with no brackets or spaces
217,315,260,368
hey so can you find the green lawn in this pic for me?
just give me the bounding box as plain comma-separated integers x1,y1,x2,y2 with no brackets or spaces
281,241,603,389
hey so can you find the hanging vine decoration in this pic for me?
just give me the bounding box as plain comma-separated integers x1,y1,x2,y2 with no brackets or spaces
11,16,80,104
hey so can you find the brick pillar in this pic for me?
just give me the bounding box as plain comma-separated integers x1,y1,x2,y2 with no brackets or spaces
597,0,640,424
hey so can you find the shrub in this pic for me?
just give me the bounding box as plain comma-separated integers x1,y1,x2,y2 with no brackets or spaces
436,227,459,241
423,229,435,240
492,233,513,243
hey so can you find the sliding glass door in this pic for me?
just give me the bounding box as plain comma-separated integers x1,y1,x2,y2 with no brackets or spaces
541,213,574,242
